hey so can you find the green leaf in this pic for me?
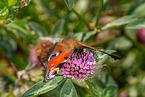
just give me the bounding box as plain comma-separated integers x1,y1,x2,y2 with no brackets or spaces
94,50,116,63
102,16,137,30
103,85,117,97
22,76,65,97
125,29,136,40
127,0,145,15
0,7,9,18
126,19,145,29
131,3,145,17
6,23,30,35
6,0,17,7
29,22,48,38
73,31,96,42
64,0,73,10
6,23,35,40
72,79,87,88
91,72,117,90
107,36,132,50
60,79,78,97
51,19,65,36
104,50,116,54
0,2,6,9
94,87,101,97
0,36,16,60
91,83,101,97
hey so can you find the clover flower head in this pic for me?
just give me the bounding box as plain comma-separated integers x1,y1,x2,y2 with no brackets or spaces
61,48,96,81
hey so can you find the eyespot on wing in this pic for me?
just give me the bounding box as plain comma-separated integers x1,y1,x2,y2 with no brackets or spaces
45,67,59,82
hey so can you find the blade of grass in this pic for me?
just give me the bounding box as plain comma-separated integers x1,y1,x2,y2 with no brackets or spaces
95,0,103,29
0,64,17,82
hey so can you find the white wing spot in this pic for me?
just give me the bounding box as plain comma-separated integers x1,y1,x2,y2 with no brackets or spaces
50,67,54,70
56,52,59,56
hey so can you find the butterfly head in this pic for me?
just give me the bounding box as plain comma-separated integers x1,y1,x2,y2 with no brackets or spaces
44,67,60,82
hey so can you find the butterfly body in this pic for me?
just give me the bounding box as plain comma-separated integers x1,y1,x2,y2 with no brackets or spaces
44,38,119,82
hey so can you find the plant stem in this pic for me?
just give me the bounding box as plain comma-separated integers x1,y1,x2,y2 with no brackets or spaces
85,79,95,97
72,8,91,30
95,0,103,29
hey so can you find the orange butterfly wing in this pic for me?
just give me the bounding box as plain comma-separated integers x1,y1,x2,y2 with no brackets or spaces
45,49,71,82
46,50,71,72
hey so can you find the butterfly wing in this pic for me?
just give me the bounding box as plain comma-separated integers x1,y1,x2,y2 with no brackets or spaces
45,51,71,82
47,42,68,62
46,50,71,71
44,42,71,82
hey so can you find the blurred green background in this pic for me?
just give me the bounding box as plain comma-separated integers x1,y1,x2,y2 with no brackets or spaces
0,0,145,97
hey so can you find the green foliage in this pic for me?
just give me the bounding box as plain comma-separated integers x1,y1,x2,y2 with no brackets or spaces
127,0,145,15
102,16,137,30
0,0,31,21
126,19,145,29
73,31,96,42
51,19,65,36
0,36,16,60
60,79,78,97
103,86,117,97
6,0,17,7
22,77,65,97
0,7,9,18
29,22,48,37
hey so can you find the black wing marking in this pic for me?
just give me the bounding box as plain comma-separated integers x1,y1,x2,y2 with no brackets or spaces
100,51,120,60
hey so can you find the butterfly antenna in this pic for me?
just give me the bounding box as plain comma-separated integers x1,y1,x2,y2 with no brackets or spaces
82,45,120,60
